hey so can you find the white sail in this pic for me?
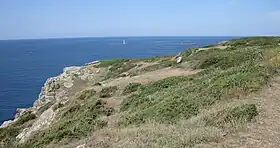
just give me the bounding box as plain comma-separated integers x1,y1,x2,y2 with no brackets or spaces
123,40,126,44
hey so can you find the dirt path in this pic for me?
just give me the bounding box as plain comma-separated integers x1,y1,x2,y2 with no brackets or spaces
103,67,200,87
208,77,280,148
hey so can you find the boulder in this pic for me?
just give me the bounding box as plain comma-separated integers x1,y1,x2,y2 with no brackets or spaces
177,56,183,64
120,72,129,77
85,60,100,66
17,108,56,143
76,144,86,148
15,108,28,118
0,120,15,128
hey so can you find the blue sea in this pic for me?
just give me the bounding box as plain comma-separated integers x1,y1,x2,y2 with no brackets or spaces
0,36,239,124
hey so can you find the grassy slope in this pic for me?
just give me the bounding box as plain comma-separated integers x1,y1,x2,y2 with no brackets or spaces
1,37,280,148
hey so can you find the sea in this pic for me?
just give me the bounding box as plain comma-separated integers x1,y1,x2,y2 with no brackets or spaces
0,36,239,124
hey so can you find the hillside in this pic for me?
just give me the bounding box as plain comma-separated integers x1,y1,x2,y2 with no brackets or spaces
1,37,280,148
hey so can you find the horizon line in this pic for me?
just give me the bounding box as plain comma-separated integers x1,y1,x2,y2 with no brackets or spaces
0,35,250,41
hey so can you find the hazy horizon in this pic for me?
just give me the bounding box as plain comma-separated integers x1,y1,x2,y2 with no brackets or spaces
1,0,280,40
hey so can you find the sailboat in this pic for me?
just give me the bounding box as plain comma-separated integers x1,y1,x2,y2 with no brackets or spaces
123,40,126,45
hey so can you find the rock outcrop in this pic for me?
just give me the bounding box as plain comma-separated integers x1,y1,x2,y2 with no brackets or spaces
0,63,104,143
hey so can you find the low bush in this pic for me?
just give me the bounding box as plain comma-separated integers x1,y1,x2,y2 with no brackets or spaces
99,86,118,98
20,99,114,148
122,83,142,95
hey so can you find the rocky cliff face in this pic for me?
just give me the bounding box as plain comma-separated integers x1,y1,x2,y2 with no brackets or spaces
0,62,104,143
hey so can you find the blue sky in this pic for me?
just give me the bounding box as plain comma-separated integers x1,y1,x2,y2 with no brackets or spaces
0,0,280,39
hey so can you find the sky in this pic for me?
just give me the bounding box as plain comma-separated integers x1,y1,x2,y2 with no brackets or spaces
0,0,280,39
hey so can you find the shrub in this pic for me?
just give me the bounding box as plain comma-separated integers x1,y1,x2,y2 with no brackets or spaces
13,111,36,127
101,60,137,79
122,83,142,95
99,86,118,98
0,126,21,147
0,111,36,147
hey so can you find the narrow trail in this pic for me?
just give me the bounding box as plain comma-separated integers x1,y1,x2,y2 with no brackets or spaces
103,67,200,87
208,76,280,148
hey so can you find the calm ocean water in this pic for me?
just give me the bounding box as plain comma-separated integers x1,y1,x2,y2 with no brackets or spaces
0,36,239,123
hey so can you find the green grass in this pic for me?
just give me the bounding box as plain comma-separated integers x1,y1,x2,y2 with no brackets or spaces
135,55,175,63
223,37,280,47
97,59,130,67
119,38,280,126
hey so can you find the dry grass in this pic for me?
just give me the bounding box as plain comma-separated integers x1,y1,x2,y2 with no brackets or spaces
77,99,257,148
84,123,223,148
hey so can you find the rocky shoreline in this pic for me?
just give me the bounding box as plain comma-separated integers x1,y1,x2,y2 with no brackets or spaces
0,61,102,143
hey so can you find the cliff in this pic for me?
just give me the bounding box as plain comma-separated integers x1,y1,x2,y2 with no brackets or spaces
1,37,280,148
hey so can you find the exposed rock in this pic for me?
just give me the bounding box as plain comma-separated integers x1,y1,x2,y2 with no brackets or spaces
177,56,183,63
17,108,56,143
64,80,74,88
80,73,90,81
76,144,86,148
15,108,28,118
85,60,100,66
1,61,105,142
120,72,129,77
0,120,15,128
